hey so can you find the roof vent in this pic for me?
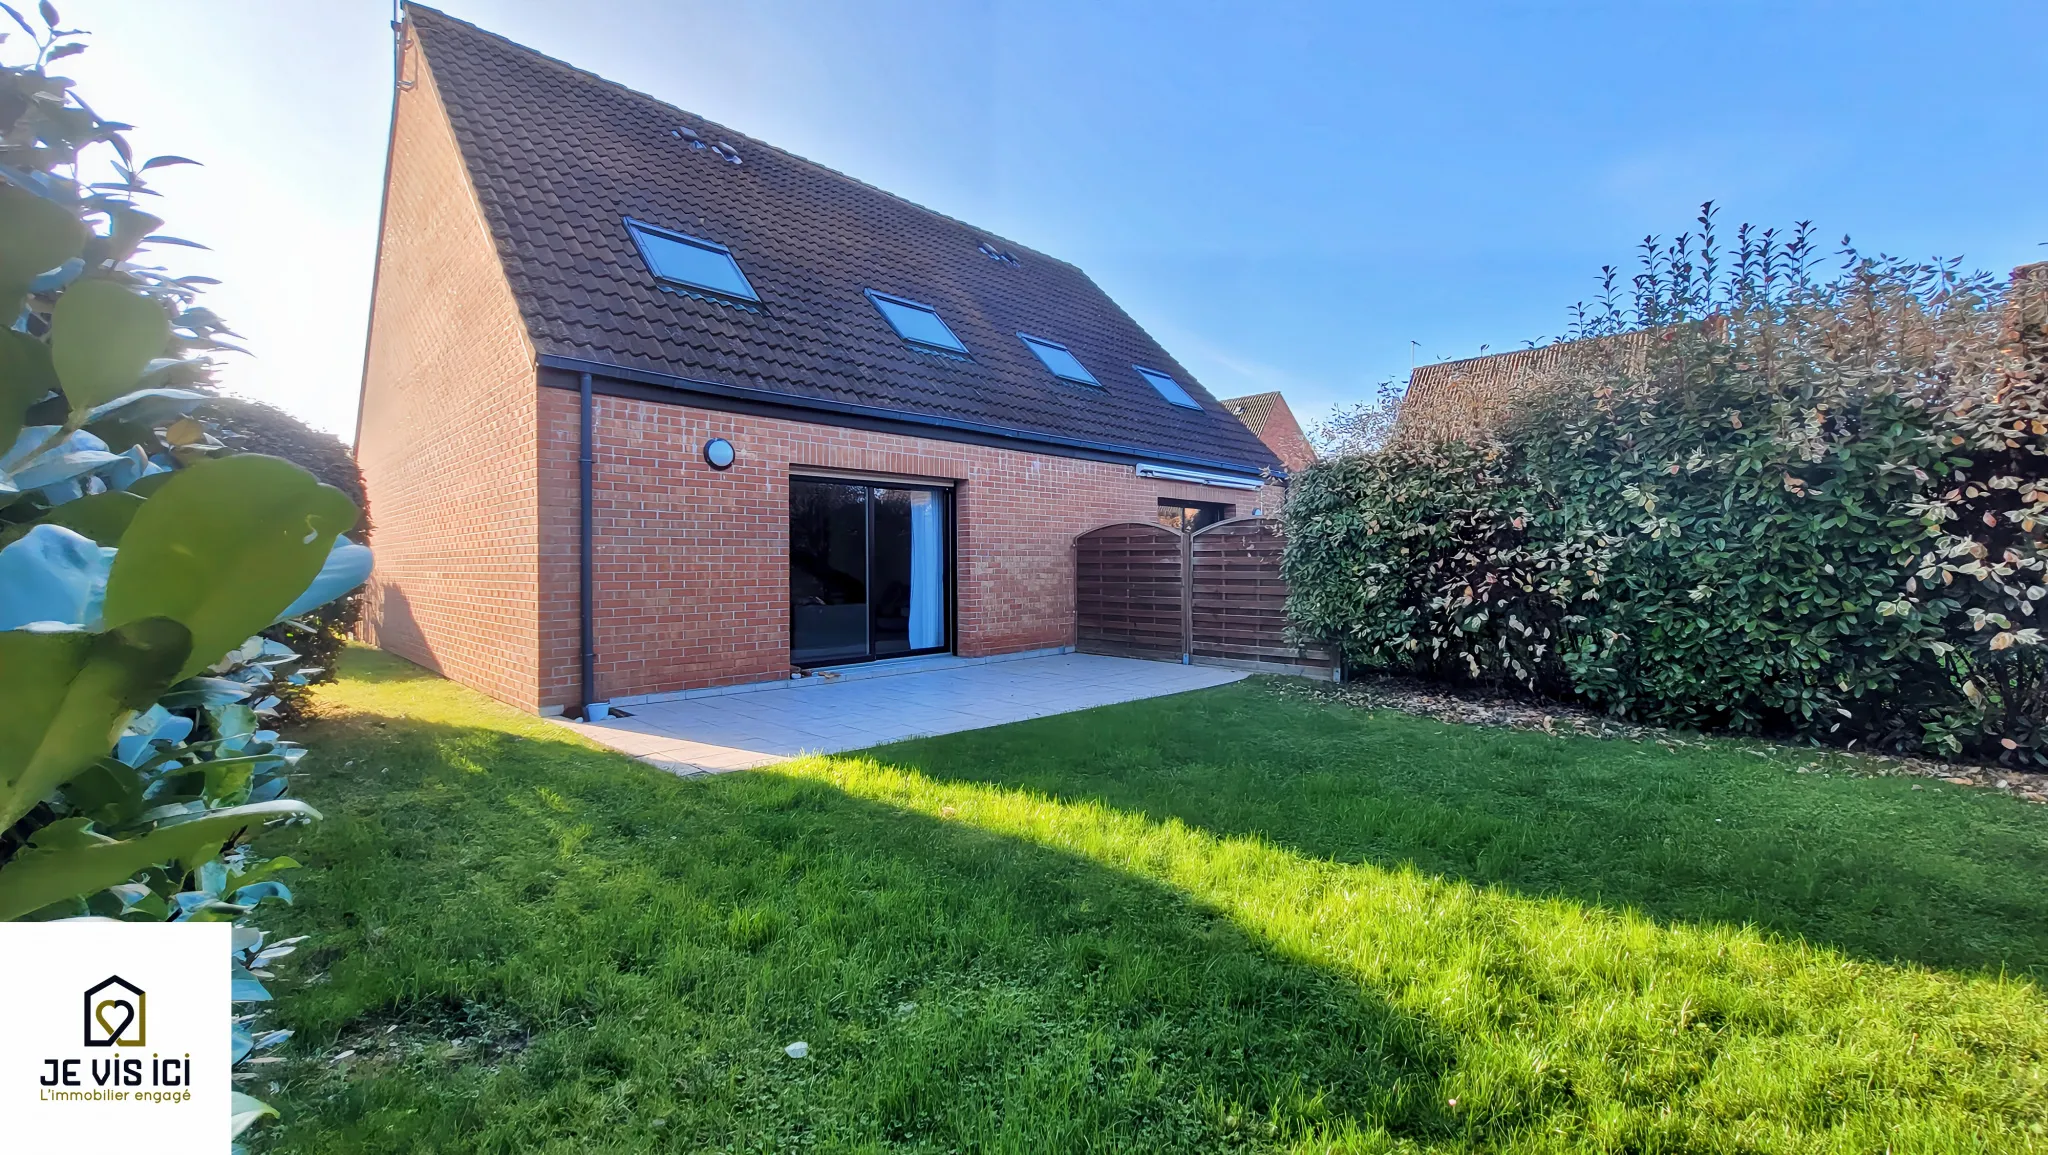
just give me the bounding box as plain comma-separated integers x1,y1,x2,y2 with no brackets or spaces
670,126,706,150
978,241,1018,265
713,141,742,165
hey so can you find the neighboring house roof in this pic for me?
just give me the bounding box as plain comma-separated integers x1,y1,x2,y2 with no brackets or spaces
1221,392,1282,435
403,6,1281,477
1219,391,1317,473
1394,332,1651,445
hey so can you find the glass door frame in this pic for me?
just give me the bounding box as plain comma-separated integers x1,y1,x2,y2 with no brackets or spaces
789,472,956,669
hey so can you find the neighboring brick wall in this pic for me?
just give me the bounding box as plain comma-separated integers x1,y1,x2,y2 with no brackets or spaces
536,389,1285,709
1250,394,1317,474
354,40,543,710
1221,392,1317,474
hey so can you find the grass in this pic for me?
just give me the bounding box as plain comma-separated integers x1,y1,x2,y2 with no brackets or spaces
253,647,2048,1153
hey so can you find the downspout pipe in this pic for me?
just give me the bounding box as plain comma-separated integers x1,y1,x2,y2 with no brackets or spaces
578,371,596,720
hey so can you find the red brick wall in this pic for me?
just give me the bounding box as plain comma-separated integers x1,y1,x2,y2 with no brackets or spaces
354,39,544,710
536,389,1284,709
358,26,1285,715
1255,394,1319,474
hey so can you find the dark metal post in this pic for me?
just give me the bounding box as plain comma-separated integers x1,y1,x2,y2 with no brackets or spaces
578,371,595,719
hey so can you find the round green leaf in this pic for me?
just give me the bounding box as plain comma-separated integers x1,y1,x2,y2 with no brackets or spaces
102,454,360,681
100,205,164,267
0,798,320,922
0,328,57,451
0,617,192,834
0,489,146,549
0,181,87,309
230,1089,281,1138
50,278,171,414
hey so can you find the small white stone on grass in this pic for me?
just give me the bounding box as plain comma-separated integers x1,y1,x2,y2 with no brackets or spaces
784,1041,809,1059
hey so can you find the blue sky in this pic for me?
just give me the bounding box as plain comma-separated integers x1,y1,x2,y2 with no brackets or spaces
54,1,2048,438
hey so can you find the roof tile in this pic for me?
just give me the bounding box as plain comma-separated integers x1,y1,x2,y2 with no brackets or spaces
406,5,1278,474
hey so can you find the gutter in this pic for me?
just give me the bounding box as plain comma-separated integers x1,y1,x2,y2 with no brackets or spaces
578,370,597,721
536,354,1279,483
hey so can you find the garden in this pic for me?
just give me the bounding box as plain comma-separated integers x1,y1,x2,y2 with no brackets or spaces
250,648,2047,1152
2,10,2046,1153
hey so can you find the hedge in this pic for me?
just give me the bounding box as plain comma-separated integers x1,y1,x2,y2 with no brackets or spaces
1285,211,2048,765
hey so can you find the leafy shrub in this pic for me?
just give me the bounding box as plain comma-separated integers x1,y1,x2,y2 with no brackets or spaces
1307,380,1405,458
203,397,370,721
0,7,371,1145
201,396,368,526
1286,205,2048,764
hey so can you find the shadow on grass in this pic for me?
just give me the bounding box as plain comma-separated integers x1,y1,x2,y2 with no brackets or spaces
261,688,2048,1152
331,642,444,685
878,678,2048,977
258,707,1454,1154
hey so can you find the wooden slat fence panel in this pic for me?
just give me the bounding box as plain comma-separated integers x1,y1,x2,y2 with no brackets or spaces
1075,522,1187,660
1189,518,1336,675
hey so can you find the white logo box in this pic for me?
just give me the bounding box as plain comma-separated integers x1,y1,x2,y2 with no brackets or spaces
0,921,231,1152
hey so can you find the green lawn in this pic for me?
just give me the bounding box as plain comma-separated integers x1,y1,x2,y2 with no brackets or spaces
254,648,2048,1153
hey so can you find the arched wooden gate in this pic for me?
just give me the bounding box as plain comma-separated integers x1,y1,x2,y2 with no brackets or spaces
1074,521,1186,661
1074,516,1336,677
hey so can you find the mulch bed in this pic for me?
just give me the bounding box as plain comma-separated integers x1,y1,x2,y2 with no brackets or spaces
1273,674,2048,805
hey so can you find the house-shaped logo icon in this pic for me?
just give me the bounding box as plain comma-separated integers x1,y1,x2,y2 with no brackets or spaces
83,975,146,1048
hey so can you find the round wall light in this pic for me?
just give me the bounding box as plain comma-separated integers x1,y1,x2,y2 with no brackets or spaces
703,437,736,470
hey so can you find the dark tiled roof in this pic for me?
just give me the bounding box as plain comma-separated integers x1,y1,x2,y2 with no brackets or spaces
406,6,1280,475
1395,332,1653,445
1219,392,1281,435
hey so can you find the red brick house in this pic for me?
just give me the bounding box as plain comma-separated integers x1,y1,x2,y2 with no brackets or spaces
1219,392,1317,474
355,7,1285,716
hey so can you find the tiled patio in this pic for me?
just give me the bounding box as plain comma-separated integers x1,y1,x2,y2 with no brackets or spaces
552,652,1245,776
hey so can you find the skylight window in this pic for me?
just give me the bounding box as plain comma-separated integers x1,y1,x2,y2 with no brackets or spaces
626,219,758,302
1136,366,1201,409
866,290,968,353
1018,334,1099,386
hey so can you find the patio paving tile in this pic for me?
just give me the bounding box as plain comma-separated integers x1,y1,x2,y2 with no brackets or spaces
553,653,1246,776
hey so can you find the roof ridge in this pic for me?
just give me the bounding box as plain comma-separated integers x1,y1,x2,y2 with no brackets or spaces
1411,346,1553,375
1411,330,1651,379
403,3,1082,276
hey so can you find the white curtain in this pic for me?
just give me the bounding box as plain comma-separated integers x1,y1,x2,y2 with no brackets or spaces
907,490,944,650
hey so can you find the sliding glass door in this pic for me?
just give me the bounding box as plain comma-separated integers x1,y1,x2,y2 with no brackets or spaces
790,477,950,666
